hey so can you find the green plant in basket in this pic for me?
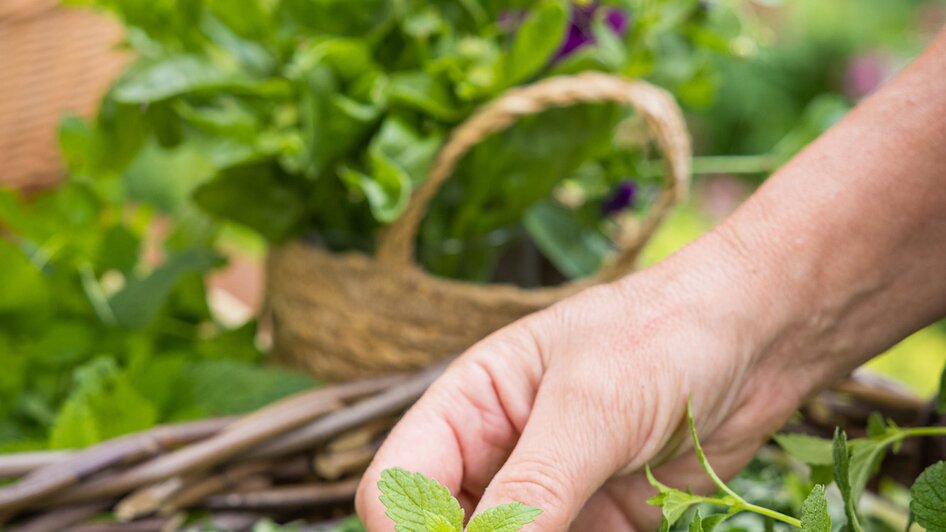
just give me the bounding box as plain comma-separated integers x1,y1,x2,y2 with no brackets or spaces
59,0,755,282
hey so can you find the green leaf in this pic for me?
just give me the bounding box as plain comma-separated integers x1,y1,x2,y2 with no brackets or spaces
108,248,222,329
910,461,946,531
773,433,834,466
799,485,831,532
524,201,611,279
184,359,317,416
424,511,459,532
298,66,381,177
278,0,393,37
0,240,50,316
192,163,306,241
645,466,699,527
377,468,464,532
113,55,283,103
123,140,217,213
832,429,864,532
387,72,463,121
340,157,412,224
466,502,542,532
368,118,442,185
49,358,157,449
499,0,568,86
848,439,886,511
646,490,698,527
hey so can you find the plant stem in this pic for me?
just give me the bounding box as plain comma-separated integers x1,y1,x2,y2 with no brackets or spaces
641,154,779,178
692,496,802,527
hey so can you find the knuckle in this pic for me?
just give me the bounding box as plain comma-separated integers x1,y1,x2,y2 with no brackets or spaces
499,455,575,518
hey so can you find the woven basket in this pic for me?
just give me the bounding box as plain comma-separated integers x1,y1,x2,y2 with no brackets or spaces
0,0,127,190
268,73,692,381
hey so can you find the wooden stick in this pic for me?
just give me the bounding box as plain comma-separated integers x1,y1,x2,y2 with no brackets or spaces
314,441,380,480
249,362,445,459
8,501,111,532
0,417,234,516
192,512,270,532
202,479,359,510
61,514,184,532
159,461,272,514
44,375,404,508
114,477,185,523
0,452,72,480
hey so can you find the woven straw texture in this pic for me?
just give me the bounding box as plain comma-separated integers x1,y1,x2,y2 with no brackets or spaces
0,1,127,190
268,73,692,381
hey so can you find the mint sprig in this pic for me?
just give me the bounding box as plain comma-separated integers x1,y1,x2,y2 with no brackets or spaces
646,400,827,531
378,468,541,532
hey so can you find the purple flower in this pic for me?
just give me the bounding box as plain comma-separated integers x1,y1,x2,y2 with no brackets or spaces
555,3,630,60
601,181,637,216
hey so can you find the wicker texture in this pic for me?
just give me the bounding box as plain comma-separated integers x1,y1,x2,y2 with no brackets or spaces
268,73,692,381
0,2,127,190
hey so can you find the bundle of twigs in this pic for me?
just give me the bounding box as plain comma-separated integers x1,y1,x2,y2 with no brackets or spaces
0,363,938,532
0,362,448,532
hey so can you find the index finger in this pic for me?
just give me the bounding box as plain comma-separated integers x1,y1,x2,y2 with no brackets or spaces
355,336,541,530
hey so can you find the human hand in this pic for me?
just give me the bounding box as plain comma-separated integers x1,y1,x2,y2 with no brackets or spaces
355,237,817,531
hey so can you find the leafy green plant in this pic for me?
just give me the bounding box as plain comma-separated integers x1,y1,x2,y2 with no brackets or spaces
378,467,541,532
649,401,946,532
59,0,757,282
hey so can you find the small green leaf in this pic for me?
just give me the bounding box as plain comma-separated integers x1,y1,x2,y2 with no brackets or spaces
799,485,831,532
49,358,158,449
910,461,946,531
378,468,464,532
467,502,542,532
832,429,864,532
113,55,283,103
108,248,222,329
524,201,611,279
387,72,463,121
499,0,568,86
192,163,306,241
773,433,834,466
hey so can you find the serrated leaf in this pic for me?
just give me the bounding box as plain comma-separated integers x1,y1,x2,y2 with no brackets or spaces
646,489,698,526
832,429,864,532
800,485,831,532
467,502,542,532
910,461,946,531
774,433,834,466
424,511,458,532
377,468,464,532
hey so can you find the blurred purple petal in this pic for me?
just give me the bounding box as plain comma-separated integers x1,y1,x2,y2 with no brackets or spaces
601,181,637,215
554,3,630,60
604,9,628,35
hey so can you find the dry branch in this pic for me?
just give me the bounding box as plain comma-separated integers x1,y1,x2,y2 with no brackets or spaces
45,374,404,508
0,452,72,480
9,501,111,532
202,479,359,510
0,417,233,515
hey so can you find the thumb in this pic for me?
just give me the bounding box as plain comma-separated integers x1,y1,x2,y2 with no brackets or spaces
471,382,624,531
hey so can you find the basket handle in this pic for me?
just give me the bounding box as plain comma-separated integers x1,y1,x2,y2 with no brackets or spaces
376,72,691,283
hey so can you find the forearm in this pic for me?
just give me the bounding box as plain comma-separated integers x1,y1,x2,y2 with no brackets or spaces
705,30,946,391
